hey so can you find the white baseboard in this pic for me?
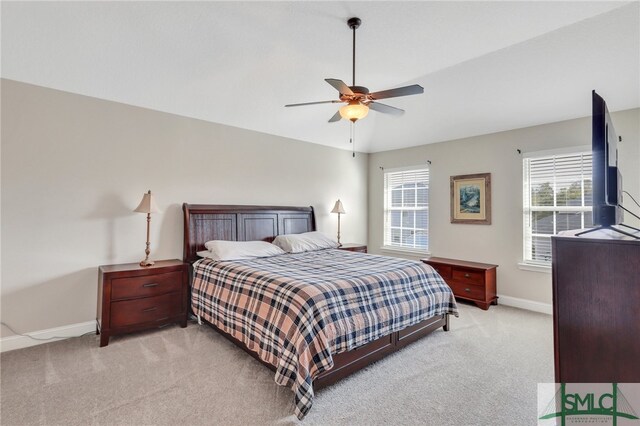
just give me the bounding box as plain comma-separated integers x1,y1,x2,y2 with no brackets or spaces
0,320,96,353
498,294,552,315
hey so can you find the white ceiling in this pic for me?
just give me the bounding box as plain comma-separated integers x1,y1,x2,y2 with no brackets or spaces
2,1,639,153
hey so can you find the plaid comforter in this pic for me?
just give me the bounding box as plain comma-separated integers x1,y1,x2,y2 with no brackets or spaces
191,249,458,419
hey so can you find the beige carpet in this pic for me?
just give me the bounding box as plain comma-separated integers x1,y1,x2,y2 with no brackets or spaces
0,303,553,425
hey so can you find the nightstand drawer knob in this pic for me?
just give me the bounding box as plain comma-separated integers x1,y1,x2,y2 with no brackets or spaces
464,288,471,293
464,273,470,278
142,307,157,312
143,283,159,288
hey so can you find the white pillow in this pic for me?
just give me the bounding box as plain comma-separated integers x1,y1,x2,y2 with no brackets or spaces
272,231,339,253
202,240,285,261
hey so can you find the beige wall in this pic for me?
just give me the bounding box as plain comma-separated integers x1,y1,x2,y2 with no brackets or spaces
0,79,369,336
368,108,640,306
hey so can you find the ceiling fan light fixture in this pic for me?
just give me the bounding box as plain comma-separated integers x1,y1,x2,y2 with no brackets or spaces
339,101,369,122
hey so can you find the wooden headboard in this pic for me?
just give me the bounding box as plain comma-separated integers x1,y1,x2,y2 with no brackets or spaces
182,204,316,263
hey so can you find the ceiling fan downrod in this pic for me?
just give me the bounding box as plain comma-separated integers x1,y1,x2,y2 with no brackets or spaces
348,17,361,87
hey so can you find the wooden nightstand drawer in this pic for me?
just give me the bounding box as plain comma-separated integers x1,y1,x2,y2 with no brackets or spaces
451,268,484,287
430,264,452,280
447,281,486,301
112,271,182,300
111,292,182,328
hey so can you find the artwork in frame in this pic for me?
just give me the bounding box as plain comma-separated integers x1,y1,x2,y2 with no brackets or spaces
450,173,491,224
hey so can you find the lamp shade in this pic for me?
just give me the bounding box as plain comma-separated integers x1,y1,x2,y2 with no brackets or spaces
339,101,369,122
134,190,159,214
331,199,346,214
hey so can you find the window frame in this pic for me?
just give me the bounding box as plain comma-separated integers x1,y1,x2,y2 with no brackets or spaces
382,165,430,255
522,147,592,268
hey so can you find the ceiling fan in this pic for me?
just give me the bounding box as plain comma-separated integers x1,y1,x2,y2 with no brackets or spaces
285,17,424,124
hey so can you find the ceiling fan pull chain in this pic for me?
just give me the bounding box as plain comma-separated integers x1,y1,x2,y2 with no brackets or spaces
350,121,355,147
352,122,356,158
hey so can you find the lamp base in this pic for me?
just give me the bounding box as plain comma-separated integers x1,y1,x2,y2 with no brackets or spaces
139,259,155,267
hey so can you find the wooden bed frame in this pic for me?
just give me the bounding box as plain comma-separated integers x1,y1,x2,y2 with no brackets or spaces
182,203,449,390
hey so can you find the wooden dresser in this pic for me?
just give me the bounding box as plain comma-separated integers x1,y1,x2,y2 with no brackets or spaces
338,243,367,253
552,233,640,382
97,259,188,347
421,257,498,310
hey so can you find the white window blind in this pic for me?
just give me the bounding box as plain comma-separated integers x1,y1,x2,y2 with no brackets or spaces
523,151,592,265
383,167,429,251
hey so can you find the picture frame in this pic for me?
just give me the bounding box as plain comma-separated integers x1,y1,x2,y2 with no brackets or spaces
450,173,491,224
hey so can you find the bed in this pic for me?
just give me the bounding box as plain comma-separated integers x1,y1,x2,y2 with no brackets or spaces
183,204,458,419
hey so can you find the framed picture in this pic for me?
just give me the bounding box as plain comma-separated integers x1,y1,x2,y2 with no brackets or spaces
450,173,491,224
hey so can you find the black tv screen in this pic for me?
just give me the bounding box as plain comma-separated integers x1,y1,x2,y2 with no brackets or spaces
592,90,623,226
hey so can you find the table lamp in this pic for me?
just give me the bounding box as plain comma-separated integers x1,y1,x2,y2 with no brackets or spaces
134,190,159,267
331,199,346,246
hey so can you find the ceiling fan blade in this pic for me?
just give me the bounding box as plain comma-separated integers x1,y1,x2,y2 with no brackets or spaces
368,101,405,116
328,110,342,123
285,100,341,107
325,78,354,96
369,84,424,100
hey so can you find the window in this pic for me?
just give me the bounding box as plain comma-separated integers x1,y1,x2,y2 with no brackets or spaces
523,150,592,265
383,166,429,252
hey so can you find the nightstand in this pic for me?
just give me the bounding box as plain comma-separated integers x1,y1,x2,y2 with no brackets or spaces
97,259,188,347
338,243,368,253
421,257,498,310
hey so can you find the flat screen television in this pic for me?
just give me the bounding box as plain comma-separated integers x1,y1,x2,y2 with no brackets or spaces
591,90,623,227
